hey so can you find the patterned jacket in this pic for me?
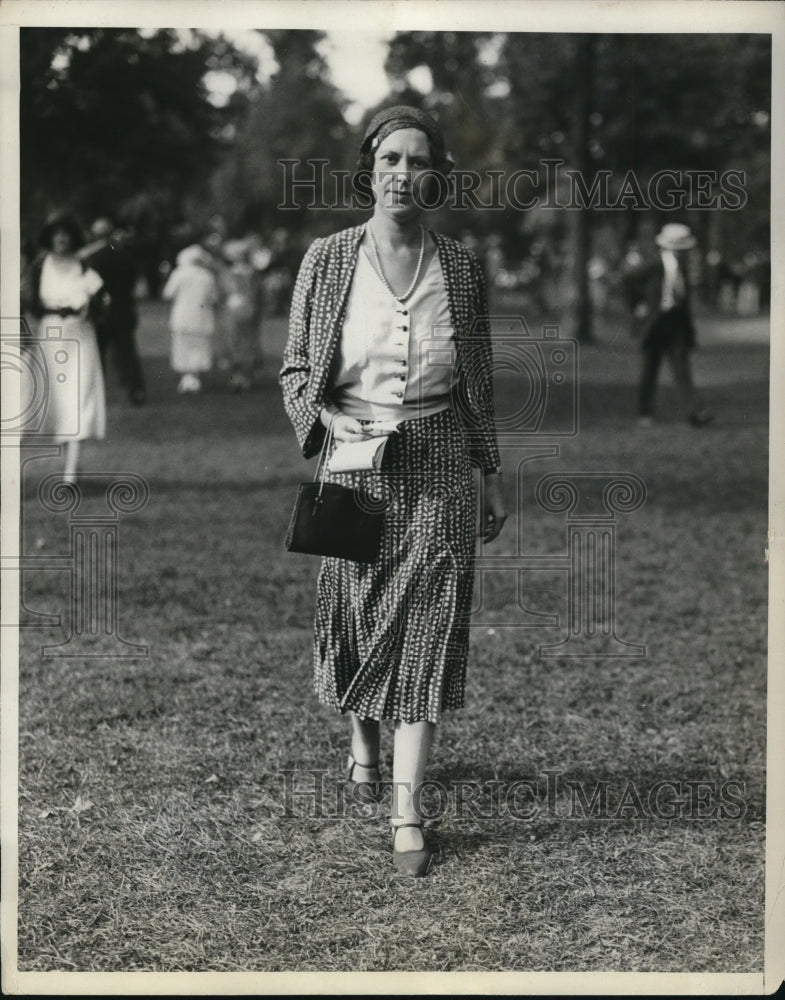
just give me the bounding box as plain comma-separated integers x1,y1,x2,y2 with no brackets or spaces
280,224,501,470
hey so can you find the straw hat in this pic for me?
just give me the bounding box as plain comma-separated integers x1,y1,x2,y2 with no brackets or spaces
655,223,696,251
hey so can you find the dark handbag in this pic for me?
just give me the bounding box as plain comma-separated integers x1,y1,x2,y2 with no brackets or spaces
284,418,387,563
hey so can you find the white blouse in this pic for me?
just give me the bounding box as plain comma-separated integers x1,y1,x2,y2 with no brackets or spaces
39,255,103,312
328,247,457,423
659,249,686,311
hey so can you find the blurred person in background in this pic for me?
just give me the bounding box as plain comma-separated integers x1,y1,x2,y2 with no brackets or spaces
280,105,505,877
265,228,297,316
755,252,771,313
221,239,265,391
80,217,147,405
627,222,714,428
458,228,481,256
22,211,108,481
203,227,231,369
716,256,743,314
737,250,769,316
20,234,36,342
163,243,219,394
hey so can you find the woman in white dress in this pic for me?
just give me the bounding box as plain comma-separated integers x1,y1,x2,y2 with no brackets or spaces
25,212,108,482
163,244,219,394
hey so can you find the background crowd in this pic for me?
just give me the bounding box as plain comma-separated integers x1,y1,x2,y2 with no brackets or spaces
19,28,770,337
20,205,771,398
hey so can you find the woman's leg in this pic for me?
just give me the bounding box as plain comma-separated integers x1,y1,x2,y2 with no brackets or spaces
349,712,379,768
63,440,80,483
348,711,381,776
391,719,436,850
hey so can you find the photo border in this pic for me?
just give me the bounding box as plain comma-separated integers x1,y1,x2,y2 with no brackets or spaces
1,1,782,994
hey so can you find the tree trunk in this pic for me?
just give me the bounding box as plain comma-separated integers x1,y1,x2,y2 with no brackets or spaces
573,35,595,343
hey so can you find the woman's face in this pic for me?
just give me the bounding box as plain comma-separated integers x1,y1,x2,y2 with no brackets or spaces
50,227,72,255
371,127,433,220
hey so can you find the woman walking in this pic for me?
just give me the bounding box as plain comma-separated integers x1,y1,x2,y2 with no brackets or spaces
24,212,107,482
280,106,505,876
163,244,219,394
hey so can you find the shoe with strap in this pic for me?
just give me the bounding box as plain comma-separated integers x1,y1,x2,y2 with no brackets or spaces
391,821,433,877
346,752,383,802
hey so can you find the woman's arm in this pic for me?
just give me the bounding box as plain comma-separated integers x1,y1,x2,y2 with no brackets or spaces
465,251,506,541
459,251,502,474
161,269,178,300
279,239,329,458
22,254,45,318
480,471,506,542
281,239,375,453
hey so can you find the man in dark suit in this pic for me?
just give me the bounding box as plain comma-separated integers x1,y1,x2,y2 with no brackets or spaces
628,223,713,427
80,217,147,405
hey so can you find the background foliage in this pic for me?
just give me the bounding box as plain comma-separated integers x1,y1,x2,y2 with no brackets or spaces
20,27,770,341
21,28,771,251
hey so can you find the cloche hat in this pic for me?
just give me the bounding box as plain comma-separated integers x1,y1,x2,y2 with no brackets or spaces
362,105,449,157
655,223,696,251
359,104,454,178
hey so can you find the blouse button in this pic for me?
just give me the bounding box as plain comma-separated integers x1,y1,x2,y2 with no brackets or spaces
398,374,406,380
393,391,404,398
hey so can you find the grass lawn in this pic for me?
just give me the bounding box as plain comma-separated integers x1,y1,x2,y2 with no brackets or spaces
14,298,768,973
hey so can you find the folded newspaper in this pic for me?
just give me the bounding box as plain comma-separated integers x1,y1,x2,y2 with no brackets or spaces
326,427,399,473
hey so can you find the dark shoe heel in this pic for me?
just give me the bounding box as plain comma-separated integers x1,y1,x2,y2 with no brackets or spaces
391,822,432,877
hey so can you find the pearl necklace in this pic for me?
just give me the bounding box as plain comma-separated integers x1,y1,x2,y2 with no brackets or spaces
367,224,426,303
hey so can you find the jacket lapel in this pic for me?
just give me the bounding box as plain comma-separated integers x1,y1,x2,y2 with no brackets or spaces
309,224,366,405
432,229,473,374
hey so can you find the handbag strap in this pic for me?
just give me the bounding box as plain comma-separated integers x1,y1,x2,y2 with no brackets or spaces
314,414,337,498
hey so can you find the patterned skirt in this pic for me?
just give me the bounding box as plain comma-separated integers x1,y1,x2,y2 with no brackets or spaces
313,408,477,724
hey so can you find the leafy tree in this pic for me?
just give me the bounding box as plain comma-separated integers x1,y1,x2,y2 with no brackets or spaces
204,29,352,241
20,28,256,240
381,30,501,232
380,30,770,326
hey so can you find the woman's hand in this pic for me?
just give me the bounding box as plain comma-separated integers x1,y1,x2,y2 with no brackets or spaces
480,473,507,543
320,407,372,443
